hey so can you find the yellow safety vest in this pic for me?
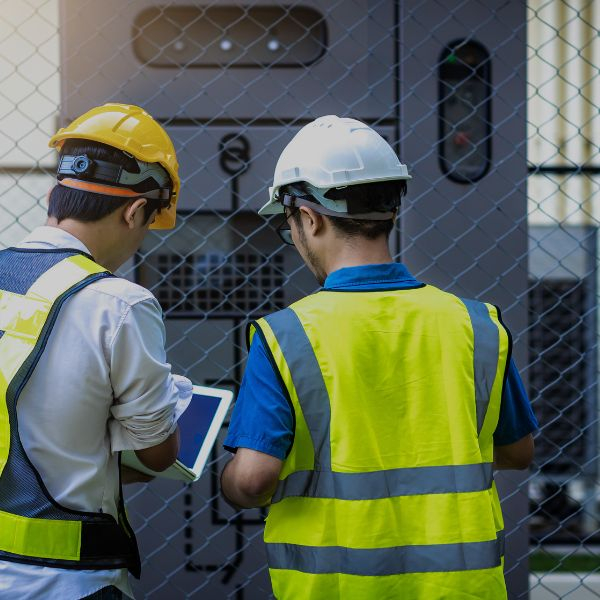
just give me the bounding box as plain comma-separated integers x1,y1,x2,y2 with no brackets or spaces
250,283,510,599
0,249,140,577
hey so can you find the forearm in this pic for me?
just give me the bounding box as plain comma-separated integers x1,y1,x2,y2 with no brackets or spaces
134,426,180,472
120,465,155,484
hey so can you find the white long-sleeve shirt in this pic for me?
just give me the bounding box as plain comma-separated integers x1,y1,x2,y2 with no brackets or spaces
0,226,192,599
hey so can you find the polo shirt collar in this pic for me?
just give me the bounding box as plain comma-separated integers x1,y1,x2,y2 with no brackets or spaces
323,262,421,290
18,226,92,256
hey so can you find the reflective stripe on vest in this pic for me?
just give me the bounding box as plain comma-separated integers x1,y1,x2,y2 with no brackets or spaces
267,529,505,576
461,298,500,434
264,308,332,471
254,285,509,597
0,252,141,576
271,462,493,503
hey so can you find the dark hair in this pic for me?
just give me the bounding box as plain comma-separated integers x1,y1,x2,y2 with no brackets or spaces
291,180,407,241
48,139,166,224
327,214,395,240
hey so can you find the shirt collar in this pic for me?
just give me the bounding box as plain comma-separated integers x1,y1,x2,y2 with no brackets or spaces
18,226,92,256
323,262,421,290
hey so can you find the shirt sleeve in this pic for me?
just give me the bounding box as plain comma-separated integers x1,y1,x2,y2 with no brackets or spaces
223,332,294,460
108,297,193,451
494,358,539,446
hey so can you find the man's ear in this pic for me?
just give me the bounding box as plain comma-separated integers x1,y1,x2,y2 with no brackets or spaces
123,198,148,229
299,206,324,236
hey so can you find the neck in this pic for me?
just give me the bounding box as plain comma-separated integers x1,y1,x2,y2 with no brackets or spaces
324,237,393,275
48,219,125,272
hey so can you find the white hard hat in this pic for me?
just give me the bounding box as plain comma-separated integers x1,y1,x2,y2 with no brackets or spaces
260,115,411,216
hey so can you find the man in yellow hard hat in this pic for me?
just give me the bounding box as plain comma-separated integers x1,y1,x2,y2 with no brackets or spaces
0,104,191,599
221,116,537,599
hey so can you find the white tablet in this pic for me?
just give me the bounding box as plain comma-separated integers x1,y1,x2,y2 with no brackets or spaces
122,384,234,482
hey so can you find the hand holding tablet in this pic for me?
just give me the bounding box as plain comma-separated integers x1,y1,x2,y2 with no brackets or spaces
122,385,233,482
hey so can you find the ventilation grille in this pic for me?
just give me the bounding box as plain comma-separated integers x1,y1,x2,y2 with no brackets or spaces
528,279,590,474
154,252,285,317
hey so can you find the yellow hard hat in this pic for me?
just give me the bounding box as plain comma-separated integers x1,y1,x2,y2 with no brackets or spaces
49,103,180,229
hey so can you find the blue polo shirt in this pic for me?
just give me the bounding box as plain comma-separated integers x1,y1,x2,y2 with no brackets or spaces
224,263,538,459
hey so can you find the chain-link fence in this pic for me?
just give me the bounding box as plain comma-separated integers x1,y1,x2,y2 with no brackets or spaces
1,0,599,598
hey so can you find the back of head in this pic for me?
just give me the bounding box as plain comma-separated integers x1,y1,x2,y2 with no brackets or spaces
304,180,407,240
48,103,180,229
48,139,165,225
261,115,410,239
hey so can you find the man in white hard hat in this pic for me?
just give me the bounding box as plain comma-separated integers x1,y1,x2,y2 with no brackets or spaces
221,115,537,599
0,104,192,600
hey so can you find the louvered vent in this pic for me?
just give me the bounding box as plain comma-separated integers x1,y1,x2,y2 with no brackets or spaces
154,252,285,317
528,279,591,474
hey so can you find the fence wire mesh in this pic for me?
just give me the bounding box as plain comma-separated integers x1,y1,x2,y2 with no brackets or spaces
0,0,599,598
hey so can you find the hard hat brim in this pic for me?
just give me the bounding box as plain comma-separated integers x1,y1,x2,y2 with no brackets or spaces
258,198,285,216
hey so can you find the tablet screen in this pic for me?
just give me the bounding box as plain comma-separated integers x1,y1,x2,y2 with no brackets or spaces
177,392,223,468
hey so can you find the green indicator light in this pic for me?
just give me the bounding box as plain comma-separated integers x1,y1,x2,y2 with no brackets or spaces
447,54,457,64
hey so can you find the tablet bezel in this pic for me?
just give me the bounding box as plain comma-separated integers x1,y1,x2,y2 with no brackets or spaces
186,384,234,479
